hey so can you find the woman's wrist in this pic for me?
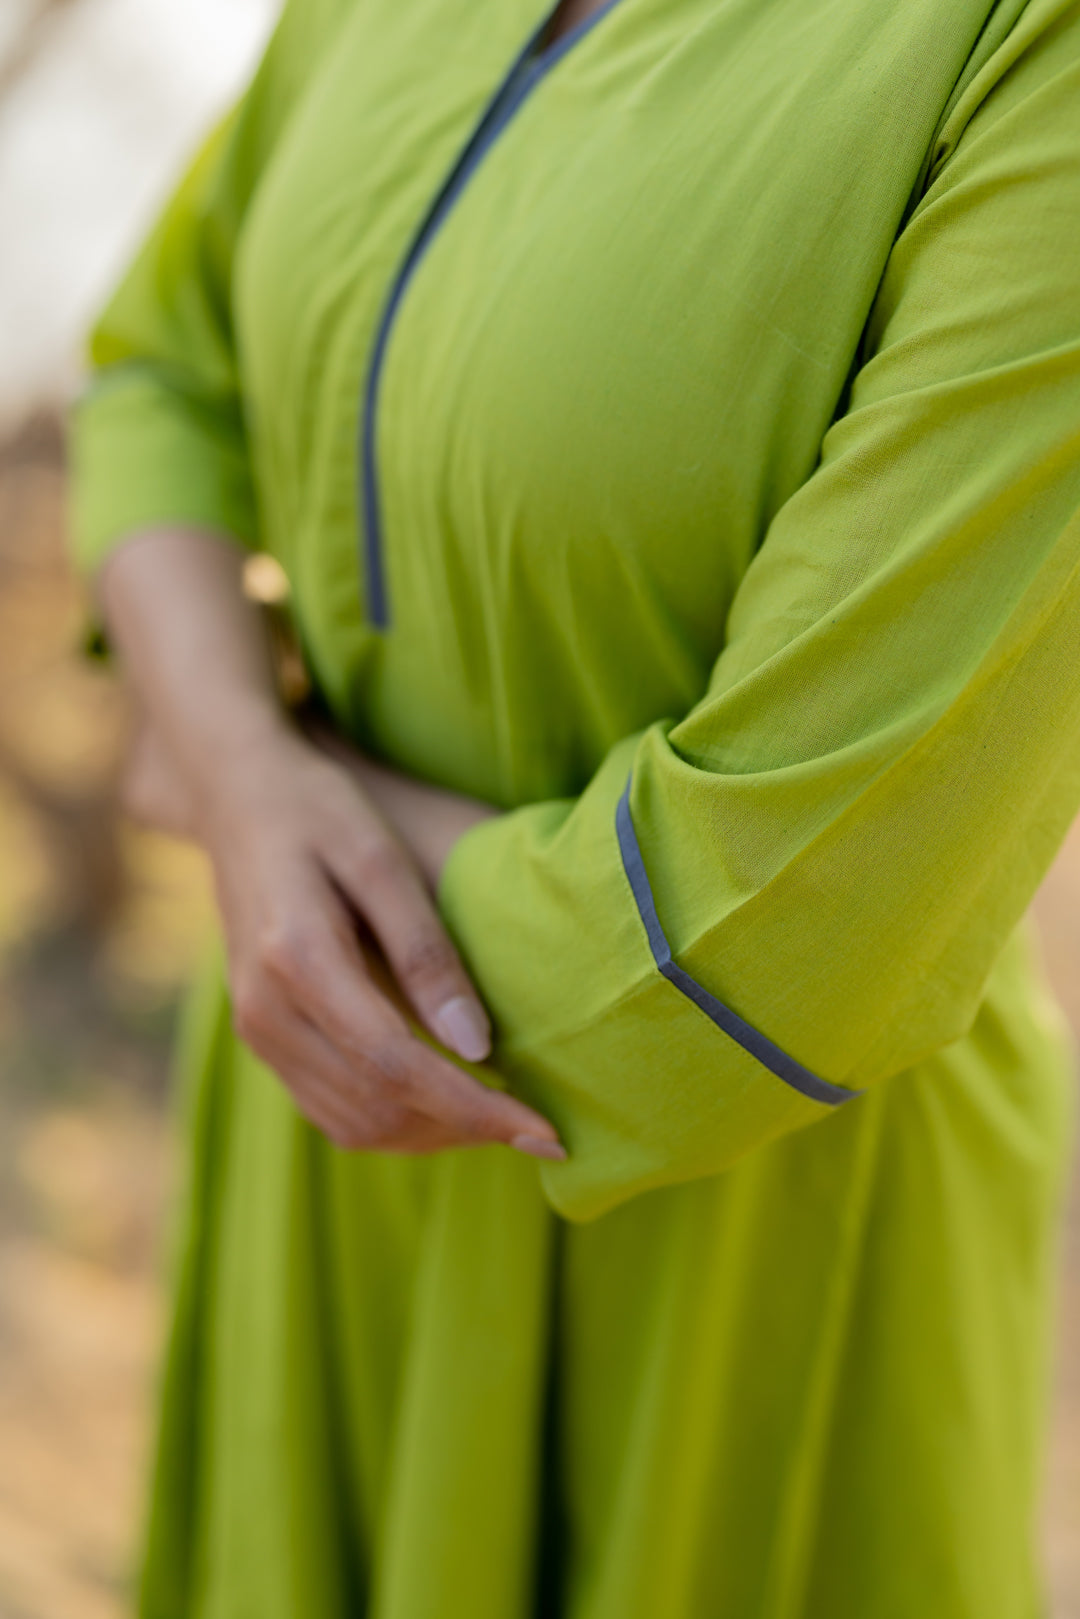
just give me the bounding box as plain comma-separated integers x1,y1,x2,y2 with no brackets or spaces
412,794,496,891
183,697,300,835
325,747,498,890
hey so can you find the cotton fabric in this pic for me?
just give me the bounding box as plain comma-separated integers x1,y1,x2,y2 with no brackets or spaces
72,0,1080,1614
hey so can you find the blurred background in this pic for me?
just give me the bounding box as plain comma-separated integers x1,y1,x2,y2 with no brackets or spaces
0,5,272,1617
0,2,1075,1616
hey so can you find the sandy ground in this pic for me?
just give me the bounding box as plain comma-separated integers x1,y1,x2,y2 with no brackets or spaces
0,416,215,1619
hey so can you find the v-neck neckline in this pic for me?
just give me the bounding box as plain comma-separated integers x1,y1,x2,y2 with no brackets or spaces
357,0,628,628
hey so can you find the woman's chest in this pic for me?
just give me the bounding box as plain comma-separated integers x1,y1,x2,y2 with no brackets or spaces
232,0,997,707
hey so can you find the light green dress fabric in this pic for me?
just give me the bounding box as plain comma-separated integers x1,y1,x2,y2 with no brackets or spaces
71,0,1080,1613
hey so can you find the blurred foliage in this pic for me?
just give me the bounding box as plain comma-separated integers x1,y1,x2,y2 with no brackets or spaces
0,412,213,1619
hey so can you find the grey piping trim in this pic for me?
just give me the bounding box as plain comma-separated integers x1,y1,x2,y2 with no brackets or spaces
358,0,625,628
615,775,860,1108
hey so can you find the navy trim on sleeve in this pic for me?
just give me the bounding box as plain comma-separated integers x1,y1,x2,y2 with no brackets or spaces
615,775,860,1108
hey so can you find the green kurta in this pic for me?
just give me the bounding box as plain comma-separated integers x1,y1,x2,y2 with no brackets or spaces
72,0,1080,1613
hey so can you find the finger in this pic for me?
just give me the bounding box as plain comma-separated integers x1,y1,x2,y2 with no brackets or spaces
241,1030,366,1147
243,1013,465,1154
230,917,374,1138
325,826,493,1064
265,902,565,1153
266,1019,526,1157
249,869,565,1153
232,971,370,1144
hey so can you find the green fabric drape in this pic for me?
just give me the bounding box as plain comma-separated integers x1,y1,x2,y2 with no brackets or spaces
71,0,1080,1612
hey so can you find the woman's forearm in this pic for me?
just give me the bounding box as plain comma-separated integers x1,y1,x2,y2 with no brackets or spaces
96,525,564,1159
99,527,288,824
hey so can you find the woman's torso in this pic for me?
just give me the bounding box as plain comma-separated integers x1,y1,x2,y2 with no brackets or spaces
233,0,1013,802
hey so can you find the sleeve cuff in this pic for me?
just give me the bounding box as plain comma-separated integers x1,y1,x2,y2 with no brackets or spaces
69,365,258,577
436,732,838,1221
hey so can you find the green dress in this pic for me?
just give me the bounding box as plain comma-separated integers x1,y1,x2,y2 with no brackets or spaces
71,0,1080,1612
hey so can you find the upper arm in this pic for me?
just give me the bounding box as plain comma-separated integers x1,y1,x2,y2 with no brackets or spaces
70,0,360,573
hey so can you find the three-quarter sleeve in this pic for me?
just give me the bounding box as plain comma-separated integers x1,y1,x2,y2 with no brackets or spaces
69,0,352,575
437,12,1080,1221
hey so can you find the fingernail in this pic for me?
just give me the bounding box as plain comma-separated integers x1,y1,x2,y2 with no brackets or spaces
434,995,492,1062
510,1133,568,1162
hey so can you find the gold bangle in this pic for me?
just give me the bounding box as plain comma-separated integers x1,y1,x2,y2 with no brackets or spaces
242,552,312,710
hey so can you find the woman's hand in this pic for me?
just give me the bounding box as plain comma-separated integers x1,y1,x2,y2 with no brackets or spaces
121,702,492,897
99,528,565,1161
301,714,493,891
196,723,564,1158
